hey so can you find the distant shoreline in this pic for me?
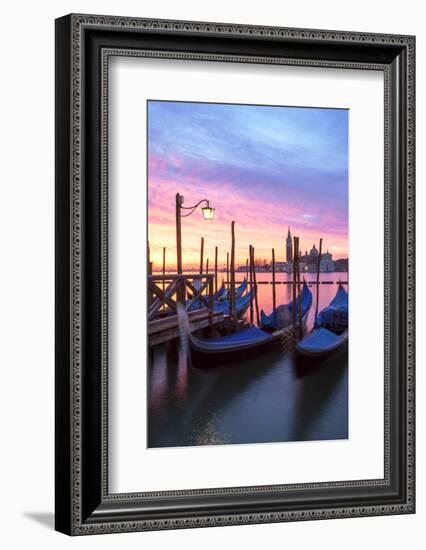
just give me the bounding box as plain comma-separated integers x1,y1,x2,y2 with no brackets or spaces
151,269,348,274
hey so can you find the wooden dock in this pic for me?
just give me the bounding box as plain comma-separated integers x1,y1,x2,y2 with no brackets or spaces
149,309,225,346
148,273,226,346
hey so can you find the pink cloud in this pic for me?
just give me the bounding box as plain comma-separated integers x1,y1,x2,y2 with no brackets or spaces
147,153,348,270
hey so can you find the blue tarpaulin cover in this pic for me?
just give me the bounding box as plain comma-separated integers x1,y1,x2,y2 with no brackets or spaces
188,280,249,312
213,290,254,315
214,285,228,301
261,283,313,330
315,285,348,330
297,327,344,353
235,279,247,298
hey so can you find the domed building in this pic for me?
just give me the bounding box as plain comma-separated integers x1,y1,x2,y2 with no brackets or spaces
300,244,320,265
309,244,319,256
299,244,335,272
282,227,339,272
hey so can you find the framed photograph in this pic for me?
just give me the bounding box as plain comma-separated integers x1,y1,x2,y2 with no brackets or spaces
55,14,415,535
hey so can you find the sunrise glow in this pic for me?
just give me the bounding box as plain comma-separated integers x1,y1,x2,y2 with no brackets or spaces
147,101,348,271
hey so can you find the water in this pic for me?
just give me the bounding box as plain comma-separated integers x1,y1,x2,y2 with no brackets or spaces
148,272,348,448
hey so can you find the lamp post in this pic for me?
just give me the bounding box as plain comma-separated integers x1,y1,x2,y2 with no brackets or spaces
175,193,215,275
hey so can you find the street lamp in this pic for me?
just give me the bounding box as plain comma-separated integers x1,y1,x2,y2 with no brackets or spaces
176,193,215,274
201,203,215,220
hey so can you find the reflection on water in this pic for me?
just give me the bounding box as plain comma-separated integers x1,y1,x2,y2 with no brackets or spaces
148,272,348,448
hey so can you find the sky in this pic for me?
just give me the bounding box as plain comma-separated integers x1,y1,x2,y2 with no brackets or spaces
147,100,348,270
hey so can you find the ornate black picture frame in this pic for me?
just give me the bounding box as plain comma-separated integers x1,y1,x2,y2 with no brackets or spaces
55,14,415,535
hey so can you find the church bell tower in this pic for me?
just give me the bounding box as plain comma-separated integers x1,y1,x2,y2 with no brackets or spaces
286,226,293,263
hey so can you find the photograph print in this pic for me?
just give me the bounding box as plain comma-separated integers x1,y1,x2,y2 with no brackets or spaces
147,100,349,449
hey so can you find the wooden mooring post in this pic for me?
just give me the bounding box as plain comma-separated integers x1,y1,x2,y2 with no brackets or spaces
226,252,230,289
315,238,323,323
208,274,214,328
295,236,303,338
292,237,297,326
199,237,204,274
249,245,254,324
272,247,276,311
251,245,260,326
214,246,218,294
230,221,236,325
162,247,166,293
148,241,153,306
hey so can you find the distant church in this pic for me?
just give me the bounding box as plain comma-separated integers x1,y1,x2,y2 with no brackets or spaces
285,227,337,272
300,243,323,264
286,227,293,262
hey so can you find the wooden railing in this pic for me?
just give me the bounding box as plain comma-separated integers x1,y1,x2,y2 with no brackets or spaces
148,274,214,322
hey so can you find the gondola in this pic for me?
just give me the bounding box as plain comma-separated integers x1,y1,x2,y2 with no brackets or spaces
314,284,348,333
178,284,313,368
188,279,249,314
213,288,254,317
260,281,312,331
213,284,228,301
296,327,348,359
213,279,247,302
296,284,348,361
234,279,248,299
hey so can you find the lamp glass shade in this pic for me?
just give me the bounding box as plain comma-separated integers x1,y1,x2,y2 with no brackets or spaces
201,206,215,220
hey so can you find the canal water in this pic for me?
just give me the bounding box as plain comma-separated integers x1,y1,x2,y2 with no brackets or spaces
148,272,348,448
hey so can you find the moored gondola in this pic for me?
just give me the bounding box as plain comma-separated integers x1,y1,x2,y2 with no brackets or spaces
178,284,313,368
188,279,248,311
296,284,349,362
296,327,348,359
213,283,228,301
213,278,247,302
261,281,312,331
213,288,254,317
234,278,248,299
314,283,348,333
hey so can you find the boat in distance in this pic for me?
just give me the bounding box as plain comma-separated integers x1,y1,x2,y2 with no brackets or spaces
178,282,313,368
